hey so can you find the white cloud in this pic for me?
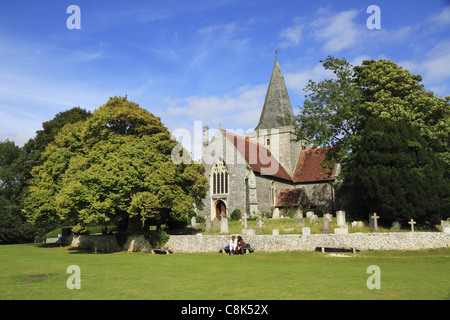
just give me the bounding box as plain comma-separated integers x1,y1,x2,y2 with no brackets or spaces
279,18,304,48
185,23,250,72
428,6,450,27
397,40,450,96
165,84,267,131
284,62,335,94
311,9,362,53
421,40,450,82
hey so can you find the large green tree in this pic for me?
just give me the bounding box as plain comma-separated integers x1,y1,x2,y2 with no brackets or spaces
0,140,34,243
295,56,450,225
340,117,449,226
295,56,450,167
25,97,207,233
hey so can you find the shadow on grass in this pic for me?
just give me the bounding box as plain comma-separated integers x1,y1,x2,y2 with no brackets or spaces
66,246,115,254
166,227,204,235
37,243,63,249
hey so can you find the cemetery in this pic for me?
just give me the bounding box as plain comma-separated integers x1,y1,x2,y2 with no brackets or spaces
63,210,450,254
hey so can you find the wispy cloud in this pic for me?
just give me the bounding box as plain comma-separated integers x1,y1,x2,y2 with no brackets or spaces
279,17,304,48
165,84,267,131
311,9,362,53
185,23,250,72
428,5,450,27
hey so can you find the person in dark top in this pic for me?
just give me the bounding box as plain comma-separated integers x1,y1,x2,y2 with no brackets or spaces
236,236,246,255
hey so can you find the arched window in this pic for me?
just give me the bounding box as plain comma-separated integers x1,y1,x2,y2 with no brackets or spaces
212,160,229,195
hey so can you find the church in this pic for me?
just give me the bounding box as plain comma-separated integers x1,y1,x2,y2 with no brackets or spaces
197,57,340,220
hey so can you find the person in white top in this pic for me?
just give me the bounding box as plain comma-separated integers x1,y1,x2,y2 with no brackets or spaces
229,235,237,255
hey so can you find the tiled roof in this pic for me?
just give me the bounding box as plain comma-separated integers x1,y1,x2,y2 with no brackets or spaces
222,129,292,181
292,147,336,183
276,188,304,207
221,129,336,183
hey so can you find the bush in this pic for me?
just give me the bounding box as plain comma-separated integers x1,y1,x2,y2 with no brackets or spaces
282,207,297,218
230,209,241,221
145,230,170,249
195,215,205,224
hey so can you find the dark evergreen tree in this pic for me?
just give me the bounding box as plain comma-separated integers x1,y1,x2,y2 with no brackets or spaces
0,140,34,243
340,117,449,227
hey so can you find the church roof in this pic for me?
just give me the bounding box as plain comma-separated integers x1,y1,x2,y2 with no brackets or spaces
255,57,294,130
221,129,292,181
276,188,304,207
292,147,336,183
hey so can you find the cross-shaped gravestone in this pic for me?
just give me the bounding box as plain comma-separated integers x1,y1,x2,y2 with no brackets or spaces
257,215,263,232
371,213,379,232
408,219,416,232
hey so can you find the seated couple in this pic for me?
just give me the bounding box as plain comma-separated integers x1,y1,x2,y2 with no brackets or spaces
228,235,246,255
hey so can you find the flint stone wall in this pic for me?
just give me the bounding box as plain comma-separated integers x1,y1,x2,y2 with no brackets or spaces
69,232,450,253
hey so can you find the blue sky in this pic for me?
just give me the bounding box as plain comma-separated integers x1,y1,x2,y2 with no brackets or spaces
0,0,449,153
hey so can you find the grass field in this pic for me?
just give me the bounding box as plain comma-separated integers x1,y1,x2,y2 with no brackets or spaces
0,244,449,300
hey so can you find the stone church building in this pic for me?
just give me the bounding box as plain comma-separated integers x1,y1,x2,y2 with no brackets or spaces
197,58,339,220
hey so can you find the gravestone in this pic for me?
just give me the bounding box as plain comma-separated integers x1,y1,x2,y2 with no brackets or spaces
408,219,416,232
220,217,229,234
370,213,380,232
302,227,311,235
272,229,279,235
294,208,303,218
391,221,401,231
438,220,450,232
322,218,330,233
257,215,264,232
351,221,364,229
212,218,220,230
296,218,305,227
272,208,280,219
205,217,211,231
310,214,319,223
191,216,196,228
241,228,247,235
243,214,248,229
324,213,333,221
334,226,348,234
336,210,346,226
306,211,314,218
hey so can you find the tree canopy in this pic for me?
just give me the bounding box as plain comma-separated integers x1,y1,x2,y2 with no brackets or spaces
25,96,208,233
339,117,449,225
295,56,450,168
0,140,34,243
295,56,450,225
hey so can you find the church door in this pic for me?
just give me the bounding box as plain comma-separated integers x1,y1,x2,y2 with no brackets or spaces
215,200,227,219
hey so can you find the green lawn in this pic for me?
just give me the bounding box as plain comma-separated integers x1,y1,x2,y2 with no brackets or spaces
0,244,449,300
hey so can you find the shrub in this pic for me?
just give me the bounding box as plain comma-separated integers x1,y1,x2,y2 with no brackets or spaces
195,215,205,224
230,209,241,221
145,230,170,249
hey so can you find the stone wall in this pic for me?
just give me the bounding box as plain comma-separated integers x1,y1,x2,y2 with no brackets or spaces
69,232,450,253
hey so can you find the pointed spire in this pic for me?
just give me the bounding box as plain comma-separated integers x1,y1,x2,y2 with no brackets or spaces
255,57,294,130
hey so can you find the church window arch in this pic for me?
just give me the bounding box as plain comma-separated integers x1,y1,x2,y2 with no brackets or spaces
212,160,229,195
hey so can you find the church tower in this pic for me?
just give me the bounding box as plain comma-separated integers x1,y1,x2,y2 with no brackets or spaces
244,57,304,176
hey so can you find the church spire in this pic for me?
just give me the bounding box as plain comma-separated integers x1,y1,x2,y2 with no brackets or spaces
255,57,294,130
